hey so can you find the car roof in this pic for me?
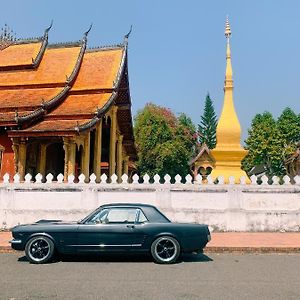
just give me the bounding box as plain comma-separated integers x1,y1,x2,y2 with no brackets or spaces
100,203,156,209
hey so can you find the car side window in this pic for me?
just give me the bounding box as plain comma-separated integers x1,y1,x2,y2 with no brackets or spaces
86,208,148,224
137,210,148,223
104,208,137,224
87,209,109,224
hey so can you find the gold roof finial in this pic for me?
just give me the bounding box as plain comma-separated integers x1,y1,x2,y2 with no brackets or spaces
225,16,231,38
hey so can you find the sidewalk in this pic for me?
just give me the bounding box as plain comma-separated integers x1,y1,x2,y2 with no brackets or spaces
1,231,300,253
207,232,300,253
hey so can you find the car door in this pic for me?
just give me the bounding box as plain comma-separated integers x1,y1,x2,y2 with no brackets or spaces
76,207,146,252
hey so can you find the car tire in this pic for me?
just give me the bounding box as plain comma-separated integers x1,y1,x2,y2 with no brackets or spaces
25,236,55,264
151,236,180,264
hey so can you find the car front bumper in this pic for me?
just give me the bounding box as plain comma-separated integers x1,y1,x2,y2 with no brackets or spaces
9,239,24,251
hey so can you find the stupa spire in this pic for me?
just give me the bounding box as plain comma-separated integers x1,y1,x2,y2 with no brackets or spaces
210,17,249,183
224,16,233,90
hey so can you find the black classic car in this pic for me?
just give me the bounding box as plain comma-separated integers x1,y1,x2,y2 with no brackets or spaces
10,203,211,264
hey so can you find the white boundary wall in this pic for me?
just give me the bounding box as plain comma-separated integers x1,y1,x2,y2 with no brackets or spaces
0,174,300,231
0,173,300,231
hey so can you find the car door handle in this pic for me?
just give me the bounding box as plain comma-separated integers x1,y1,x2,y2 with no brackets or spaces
126,225,135,229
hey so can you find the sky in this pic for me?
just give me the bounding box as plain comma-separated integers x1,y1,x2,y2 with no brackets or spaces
1,0,300,142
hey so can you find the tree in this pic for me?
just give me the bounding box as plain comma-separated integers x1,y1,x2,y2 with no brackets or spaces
242,112,286,176
277,107,300,153
243,108,300,177
177,113,198,152
134,103,197,179
198,93,217,149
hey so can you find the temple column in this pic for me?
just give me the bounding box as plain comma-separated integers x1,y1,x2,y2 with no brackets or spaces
109,106,118,177
63,138,69,180
93,120,102,182
117,134,123,182
123,155,129,175
64,138,76,178
18,138,26,181
11,138,19,175
82,132,90,181
38,144,47,178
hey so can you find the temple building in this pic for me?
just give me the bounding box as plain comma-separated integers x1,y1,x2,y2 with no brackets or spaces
210,18,249,183
189,143,215,181
0,23,136,181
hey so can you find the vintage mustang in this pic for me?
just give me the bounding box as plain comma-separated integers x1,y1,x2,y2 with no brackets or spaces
10,203,211,264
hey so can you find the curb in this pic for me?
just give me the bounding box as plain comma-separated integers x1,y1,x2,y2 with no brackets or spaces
1,246,300,254
205,247,300,254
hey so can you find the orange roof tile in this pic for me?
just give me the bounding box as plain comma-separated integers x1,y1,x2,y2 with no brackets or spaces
0,111,32,122
72,49,123,90
0,42,42,67
0,46,81,86
0,88,62,110
48,93,112,117
21,119,90,132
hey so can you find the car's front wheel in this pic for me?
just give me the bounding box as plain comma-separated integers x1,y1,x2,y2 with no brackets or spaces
151,236,180,264
25,236,55,264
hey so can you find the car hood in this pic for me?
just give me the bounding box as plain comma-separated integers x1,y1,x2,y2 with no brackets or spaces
35,219,77,224
12,220,78,229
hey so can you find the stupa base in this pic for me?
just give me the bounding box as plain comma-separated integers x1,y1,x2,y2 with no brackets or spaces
210,167,250,184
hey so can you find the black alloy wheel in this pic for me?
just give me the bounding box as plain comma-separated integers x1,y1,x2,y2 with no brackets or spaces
151,236,180,264
25,236,55,264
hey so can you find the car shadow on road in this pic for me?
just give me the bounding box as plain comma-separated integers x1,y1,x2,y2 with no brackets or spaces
180,253,213,263
17,252,213,264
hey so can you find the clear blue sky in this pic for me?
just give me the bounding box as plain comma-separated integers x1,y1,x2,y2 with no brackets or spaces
1,0,300,141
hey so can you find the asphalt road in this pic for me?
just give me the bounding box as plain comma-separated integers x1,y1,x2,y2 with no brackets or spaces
1,252,300,300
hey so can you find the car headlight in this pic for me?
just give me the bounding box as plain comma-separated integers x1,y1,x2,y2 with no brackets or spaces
207,234,211,242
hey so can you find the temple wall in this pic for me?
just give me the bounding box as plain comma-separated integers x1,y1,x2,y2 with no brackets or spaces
0,174,300,231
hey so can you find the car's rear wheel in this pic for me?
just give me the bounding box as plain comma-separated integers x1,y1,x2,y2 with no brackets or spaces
25,236,55,264
151,236,180,264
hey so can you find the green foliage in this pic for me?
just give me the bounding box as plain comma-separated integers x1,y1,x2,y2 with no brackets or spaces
198,94,217,149
277,108,300,151
134,103,197,179
243,108,300,177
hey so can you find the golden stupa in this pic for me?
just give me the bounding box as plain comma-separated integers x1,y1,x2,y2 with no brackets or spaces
210,17,249,183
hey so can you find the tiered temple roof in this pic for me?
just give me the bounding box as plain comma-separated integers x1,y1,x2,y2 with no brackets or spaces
0,23,136,160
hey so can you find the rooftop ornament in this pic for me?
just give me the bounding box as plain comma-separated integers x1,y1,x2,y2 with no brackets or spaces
83,23,93,42
124,25,132,45
0,23,16,50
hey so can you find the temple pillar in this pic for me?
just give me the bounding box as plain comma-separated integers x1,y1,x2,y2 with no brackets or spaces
38,144,47,178
11,138,19,175
109,106,118,177
117,134,123,182
123,155,129,175
18,138,26,181
82,132,90,181
64,138,76,178
93,120,102,182
63,138,69,181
